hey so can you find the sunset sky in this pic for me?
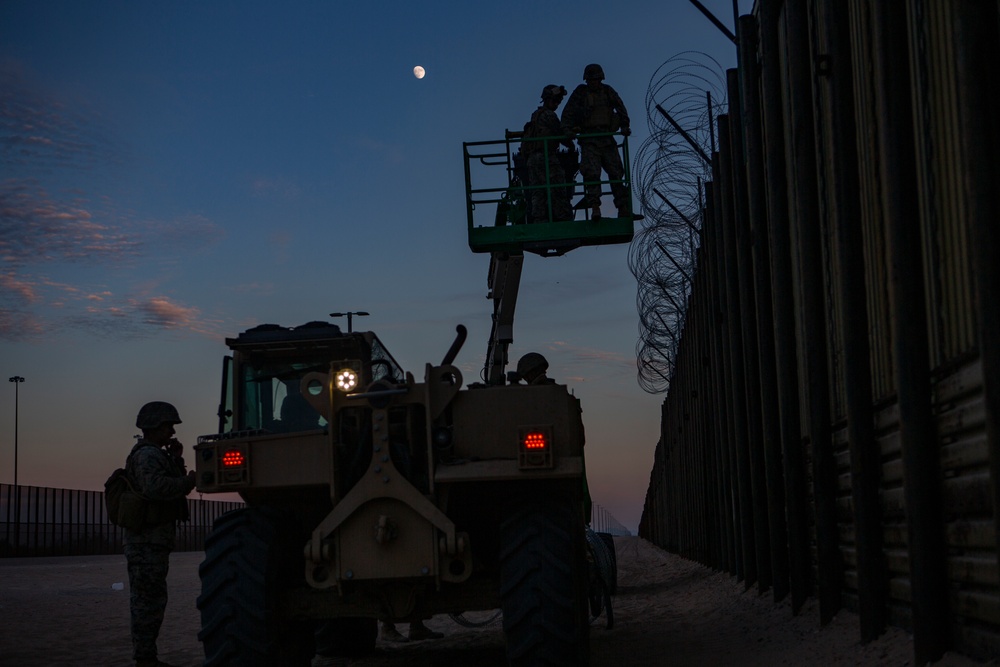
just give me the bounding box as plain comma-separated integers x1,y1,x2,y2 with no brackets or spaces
1,0,742,532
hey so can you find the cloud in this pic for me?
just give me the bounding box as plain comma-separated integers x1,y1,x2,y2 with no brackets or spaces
0,278,216,340
546,340,635,373
135,296,200,329
0,204,223,340
0,64,224,342
0,307,46,340
0,271,39,304
19,294,218,341
0,62,122,174
0,179,142,267
145,213,226,254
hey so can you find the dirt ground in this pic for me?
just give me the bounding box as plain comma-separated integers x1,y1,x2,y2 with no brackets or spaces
0,536,991,666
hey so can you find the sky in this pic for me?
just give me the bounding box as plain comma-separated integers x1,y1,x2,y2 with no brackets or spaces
1,0,743,533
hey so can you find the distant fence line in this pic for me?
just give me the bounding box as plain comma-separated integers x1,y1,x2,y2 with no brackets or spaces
591,502,631,536
0,483,243,557
0,482,630,557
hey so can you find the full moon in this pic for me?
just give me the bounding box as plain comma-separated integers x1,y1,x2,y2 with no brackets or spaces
413,65,426,79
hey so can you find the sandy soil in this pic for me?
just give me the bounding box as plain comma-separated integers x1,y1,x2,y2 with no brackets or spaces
0,537,991,666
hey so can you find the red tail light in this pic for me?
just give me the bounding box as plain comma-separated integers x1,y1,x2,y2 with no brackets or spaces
523,432,547,450
518,425,553,469
221,448,245,467
218,446,249,484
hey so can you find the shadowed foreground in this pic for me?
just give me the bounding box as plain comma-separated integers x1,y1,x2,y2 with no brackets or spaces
0,537,987,666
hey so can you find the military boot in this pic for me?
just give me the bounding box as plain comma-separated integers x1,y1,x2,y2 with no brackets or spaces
380,621,409,643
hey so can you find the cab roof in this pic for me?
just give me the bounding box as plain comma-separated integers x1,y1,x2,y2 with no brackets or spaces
226,321,345,348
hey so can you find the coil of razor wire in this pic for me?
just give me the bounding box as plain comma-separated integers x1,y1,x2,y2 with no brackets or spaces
629,52,727,394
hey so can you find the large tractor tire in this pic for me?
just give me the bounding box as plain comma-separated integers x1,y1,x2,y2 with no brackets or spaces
499,497,590,666
197,507,315,667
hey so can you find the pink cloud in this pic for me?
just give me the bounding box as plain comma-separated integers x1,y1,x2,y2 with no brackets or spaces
135,296,200,329
547,340,634,367
0,179,141,265
0,308,45,340
0,272,39,303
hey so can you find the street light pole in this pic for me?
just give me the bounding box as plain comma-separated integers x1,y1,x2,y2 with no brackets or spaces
8,376,23,489
329,311,369,333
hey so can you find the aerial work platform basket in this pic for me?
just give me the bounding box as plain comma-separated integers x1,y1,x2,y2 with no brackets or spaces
463,130,636,257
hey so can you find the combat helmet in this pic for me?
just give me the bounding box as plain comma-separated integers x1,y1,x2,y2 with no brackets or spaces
541,84,567,102
136,401,183,430
517,352,549,382
583,63,605,81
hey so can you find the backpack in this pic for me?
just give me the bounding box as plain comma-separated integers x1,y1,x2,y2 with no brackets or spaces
521,115,542,156
580,85,621,133
104,447,151,531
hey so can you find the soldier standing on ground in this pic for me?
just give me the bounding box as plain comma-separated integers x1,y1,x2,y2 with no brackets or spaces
125,401,196,667
561,63,634,220
524,84,576,223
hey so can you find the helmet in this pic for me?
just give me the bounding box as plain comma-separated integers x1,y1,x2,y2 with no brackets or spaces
541,84,567,102
583,63,605,81
135,401,182,430
517,352,549,382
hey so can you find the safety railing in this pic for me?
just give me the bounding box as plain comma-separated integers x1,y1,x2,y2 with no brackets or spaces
463,130,635,255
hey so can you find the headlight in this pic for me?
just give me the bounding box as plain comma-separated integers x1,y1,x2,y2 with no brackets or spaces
335,368,359,392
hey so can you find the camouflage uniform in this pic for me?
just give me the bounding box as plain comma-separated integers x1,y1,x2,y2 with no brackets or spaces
561,80,631,215
124,440,192,663
525,106,574,223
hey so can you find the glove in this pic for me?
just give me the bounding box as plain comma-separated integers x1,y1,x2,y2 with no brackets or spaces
168,438,187,473
621,128,631,137
167,438,183,457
